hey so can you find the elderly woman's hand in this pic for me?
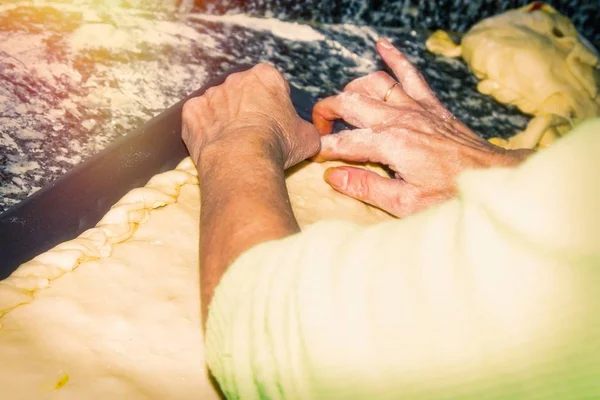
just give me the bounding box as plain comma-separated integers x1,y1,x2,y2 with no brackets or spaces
312,38,533,217
181,64,321,322
182,63,320,170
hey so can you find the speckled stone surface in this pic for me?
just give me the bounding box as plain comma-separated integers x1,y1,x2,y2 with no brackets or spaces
0,1,536,213
196,0,600,46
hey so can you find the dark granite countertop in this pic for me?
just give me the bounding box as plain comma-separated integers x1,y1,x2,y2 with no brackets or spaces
0,1,552,213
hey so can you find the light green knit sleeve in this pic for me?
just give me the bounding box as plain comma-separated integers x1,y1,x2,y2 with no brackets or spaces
205,119,600,400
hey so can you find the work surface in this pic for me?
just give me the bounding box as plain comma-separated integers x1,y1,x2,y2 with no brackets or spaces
0,1,536,213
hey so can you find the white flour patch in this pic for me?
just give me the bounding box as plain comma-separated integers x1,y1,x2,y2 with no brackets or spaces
190,13,325,42
330,23,380,43
0,1,213,173
11,176,25,186
0,183,22,196
0,94,10,113
69,18,216,53
72,60,208,138
0,118,22,134
0,132,20,152
31,63,82,85
0,1,408,213
16,129,45,140
6,159,40,175
0,33,49,70
81,119,97,131
325,39,376,74
0,31,84,133
9,0,180,16
55,154,82,164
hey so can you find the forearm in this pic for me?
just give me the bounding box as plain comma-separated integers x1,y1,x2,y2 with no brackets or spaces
197,138,299,322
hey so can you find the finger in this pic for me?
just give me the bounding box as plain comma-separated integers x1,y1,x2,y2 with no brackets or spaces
343,71,417,106
315,128,396,165
312,92,399,135
377,38,453,119
324,166,404,216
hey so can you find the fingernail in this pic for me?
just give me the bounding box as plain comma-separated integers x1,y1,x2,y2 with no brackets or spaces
324,168,348,190
379,37,393,49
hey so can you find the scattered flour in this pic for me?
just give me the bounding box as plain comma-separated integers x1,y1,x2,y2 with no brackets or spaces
0,0,179,15
0,33,49,70
325,39,376,74
330,23,381,43
190,13,326,42
55,154,82,164
69,18,216,53
0,132,21,153
74,60,208,130
0,95,9,113
6,160,40,175
81,119,97,131
0,0,387,211
15,129,44,140
0,183,22,196
0,1,212,160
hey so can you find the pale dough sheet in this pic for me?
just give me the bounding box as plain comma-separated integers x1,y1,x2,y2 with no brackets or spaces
0,157,393,399
426,3,600,149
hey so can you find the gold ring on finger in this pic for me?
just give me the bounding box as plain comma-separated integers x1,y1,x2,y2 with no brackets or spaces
383,81,400,102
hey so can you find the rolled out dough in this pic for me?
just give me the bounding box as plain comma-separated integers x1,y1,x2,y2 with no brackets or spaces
0,157,393,399
426,2,600,149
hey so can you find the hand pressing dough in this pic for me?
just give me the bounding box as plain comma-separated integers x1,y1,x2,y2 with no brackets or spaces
426,2,600,149
0,157,393,399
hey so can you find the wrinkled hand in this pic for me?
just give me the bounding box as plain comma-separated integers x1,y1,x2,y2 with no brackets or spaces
313,38,532,217
182,63,320,169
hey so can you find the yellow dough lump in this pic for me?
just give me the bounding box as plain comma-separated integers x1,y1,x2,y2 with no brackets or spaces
426,2,600,149
0,157,393,400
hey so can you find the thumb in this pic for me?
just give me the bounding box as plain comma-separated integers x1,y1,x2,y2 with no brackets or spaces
324,166,404,216
285,118,321,167
298,118,322,155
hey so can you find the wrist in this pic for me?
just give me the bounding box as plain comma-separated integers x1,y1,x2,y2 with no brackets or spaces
197,130,286,176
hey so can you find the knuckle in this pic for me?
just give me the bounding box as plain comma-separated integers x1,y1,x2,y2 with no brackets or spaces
338,91,353,101
358,175,372,199
338,91,361,111
343,80,357,92
332,133,352,151
204,86,216,97
182,97,201,119
255,63,286,83
253,62,276,75
319,133,337,150
372,71,390,81
224,72,240,85
386,128,408,146
349,173,371,199
254,62,270,69
344,75,367,91
181,123,190,140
